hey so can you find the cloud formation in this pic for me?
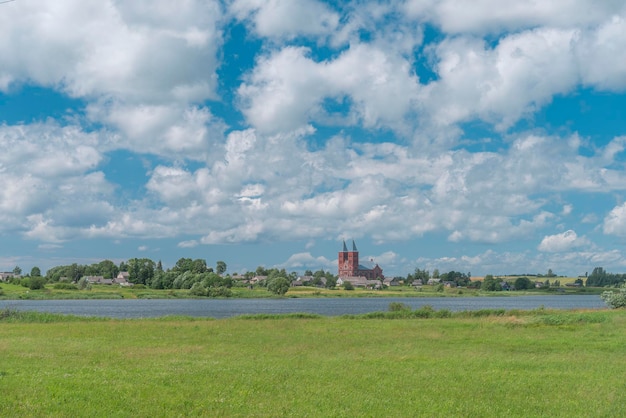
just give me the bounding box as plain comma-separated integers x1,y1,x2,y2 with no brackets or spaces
1,0,626,276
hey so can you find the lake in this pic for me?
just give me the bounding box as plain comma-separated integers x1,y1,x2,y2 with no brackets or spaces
0,295,606,318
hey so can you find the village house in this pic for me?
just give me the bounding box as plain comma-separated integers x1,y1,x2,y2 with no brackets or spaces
84,276,112,285
0,272,19,282
83,272,132,286
336,276,382,289
114,272,132,286
383,277,403,287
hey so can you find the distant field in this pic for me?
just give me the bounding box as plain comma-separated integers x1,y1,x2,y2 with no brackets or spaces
1,308,625,416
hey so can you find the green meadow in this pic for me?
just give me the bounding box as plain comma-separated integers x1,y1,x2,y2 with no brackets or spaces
2,308,625,417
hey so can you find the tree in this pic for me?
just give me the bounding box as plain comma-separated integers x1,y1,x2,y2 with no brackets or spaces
343,281,354,290
267,277,290,295
95,260,119,279
514,276,534,290
127,258,156,285
77,277,91,290
216,261,227,275
483,275,502,291
173,258,194,273
13,266,22,276
30,266,41,277
325,276,337,289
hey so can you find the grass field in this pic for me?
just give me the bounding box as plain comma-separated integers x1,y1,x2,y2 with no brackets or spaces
1,308,625,417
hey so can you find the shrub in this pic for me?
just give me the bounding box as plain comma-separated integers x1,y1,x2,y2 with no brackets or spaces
601,284,626,308
189,282,207,296
343,281,354,291
207,286,232,298
29,276,47,290
54,283,78,290
389,302,411,312
77,277,92,290
413,305,435,318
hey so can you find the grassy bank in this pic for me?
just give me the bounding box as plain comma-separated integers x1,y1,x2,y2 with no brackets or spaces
1,308,625,416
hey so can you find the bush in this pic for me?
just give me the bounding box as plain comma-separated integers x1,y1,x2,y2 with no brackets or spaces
189,282,207,296
54,283,78,290
77,277,92,290
601,285,626,308
207,286,232,298
343,281,354,291
29,276,47,290
389,302,411,312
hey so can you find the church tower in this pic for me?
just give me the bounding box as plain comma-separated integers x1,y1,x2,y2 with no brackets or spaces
338,240,359,277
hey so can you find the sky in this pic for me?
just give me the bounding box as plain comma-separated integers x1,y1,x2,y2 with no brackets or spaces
1,0,626,278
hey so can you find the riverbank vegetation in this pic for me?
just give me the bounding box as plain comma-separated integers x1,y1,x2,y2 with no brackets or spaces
1,307,625,416
0,280,603,300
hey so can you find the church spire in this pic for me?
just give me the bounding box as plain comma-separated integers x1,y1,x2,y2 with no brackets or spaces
342,240,348,252
352,240,358,252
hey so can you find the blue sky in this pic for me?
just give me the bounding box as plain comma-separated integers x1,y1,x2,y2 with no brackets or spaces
2,0,626,278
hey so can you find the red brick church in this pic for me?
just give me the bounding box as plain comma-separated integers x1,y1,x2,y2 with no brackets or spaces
338,240,384,279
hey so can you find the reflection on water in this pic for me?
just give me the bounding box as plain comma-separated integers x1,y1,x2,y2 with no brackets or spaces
0,295,606,319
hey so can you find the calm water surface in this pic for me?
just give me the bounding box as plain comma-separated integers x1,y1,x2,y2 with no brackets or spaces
0,295,605,318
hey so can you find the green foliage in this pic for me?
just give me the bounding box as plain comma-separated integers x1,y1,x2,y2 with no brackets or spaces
601,284,626,308
207,286,232,298
514,276,534,290
388,302,411,312
189,282,206,296
127,258,156,285
342,281,354,290
30,266,41,277
267,277,290,296
53,283,78,290
325,275,337,288
407,267,430,284
482,275,503,291
586,266,626,287
439,270,471,287
216,261,227,275
77,277,92,290
28,276,46,290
